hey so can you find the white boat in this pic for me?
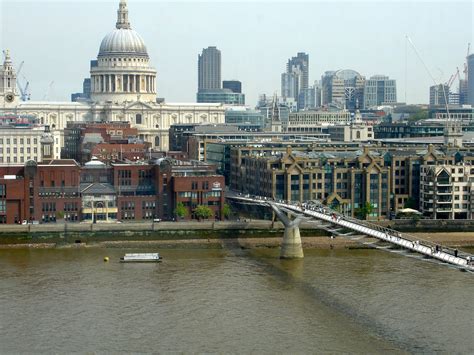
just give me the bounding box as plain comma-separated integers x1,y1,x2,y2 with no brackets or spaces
120,253,162,263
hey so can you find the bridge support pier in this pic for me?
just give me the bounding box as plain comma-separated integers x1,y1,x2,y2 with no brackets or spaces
281,224,304,259
270,204,304,259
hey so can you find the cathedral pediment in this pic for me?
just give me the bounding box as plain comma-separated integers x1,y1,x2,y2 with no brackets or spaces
124,101,155,110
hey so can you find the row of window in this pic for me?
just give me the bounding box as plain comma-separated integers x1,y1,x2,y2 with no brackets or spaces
0,138,38,145
191,181,209,190
0,147,38,154
0,156,39,163
42,203,56,212
64,202,79,211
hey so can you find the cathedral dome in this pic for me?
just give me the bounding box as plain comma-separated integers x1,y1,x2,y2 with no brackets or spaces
99,28,148,58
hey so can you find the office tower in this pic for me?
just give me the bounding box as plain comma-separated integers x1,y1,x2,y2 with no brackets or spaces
430,84,449,106
287,52,309,91
198,46,221,91
467,54,474,105
459,79,468,105
281,52,309,110
321,70,365,110
223,80,242,93
363,75,397,108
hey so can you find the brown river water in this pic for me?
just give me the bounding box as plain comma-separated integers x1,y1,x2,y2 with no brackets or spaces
0,246,473,353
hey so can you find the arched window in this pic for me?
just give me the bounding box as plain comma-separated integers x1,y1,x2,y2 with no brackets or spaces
155,136,160,148
136,114,142,125
356,131,361,139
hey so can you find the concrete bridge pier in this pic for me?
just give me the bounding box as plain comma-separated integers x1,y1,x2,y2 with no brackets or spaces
270,204,304,259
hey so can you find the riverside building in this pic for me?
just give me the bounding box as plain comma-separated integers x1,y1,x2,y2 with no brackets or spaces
0,158,225,224
229,143,474,220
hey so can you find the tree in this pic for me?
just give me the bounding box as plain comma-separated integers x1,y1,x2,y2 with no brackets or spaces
404,197,417,209
222,204,231,219
194,205,213,220
408,110,428,122
174,202,188,219
355,202,374,220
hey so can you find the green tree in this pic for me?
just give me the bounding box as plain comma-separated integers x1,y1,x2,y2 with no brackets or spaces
408,110,428,122
355,202,374,220
404,197,417,209
222,204,231,219
174,202,188,219
194,205,213,220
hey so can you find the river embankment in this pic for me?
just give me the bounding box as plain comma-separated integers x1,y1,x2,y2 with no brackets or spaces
0,219,473,250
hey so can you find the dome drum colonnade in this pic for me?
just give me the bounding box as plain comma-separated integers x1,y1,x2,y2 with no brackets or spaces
90,0,157,103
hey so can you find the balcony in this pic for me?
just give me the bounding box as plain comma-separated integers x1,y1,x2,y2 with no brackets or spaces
39,187,80,198
437,207,452,212
436,188,452,195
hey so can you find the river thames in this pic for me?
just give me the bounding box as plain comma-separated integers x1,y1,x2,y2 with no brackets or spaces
1,247,473,353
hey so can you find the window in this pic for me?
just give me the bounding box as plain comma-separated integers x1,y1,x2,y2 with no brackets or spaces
136,114,142,125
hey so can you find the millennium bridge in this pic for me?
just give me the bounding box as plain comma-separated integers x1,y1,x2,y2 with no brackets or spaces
227,192,474,273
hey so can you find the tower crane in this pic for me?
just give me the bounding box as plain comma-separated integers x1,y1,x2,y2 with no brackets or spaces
15,61,31,101
43,81,54,101
406,35,462,147
446,68,460,89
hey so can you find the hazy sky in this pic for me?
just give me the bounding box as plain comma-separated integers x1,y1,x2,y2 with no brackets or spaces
1,0,473,106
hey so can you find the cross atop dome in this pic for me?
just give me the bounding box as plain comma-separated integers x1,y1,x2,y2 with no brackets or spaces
116,0,131,29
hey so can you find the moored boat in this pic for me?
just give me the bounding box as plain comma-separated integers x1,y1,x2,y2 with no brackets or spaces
120,253,162,263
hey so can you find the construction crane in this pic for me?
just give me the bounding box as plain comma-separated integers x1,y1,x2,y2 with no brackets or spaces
43,81,54,101
15,61,31,101
405,35,463,147
446,68,460,89
19,76,31,101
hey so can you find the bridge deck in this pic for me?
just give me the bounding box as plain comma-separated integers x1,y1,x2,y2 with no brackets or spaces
228,194,474,272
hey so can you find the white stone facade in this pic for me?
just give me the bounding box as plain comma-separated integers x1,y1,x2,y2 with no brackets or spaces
0,127,61,163
0,0,225,153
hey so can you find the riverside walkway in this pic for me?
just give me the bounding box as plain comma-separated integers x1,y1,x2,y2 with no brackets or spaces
227,193,474,272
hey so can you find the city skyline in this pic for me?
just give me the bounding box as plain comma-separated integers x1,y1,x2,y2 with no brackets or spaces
1,0,472,106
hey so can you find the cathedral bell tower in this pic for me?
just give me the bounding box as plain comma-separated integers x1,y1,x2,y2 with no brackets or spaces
0,50,19,107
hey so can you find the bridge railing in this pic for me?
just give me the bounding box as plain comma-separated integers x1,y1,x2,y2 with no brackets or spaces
285,199,471,260
227,192,473,263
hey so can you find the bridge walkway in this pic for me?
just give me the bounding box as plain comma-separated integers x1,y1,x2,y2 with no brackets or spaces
228,194,474,272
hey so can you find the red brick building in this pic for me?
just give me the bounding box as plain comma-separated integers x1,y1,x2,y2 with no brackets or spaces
157,159,225,220
0,158,225,224
0,160,81,224
91,143,149,162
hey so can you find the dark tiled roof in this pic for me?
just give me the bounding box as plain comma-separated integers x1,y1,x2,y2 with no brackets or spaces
80,183,116,194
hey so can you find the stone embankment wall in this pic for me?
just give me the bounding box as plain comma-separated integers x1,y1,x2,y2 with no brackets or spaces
380,219,474,232
0,220,328,246
0,219,473,247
